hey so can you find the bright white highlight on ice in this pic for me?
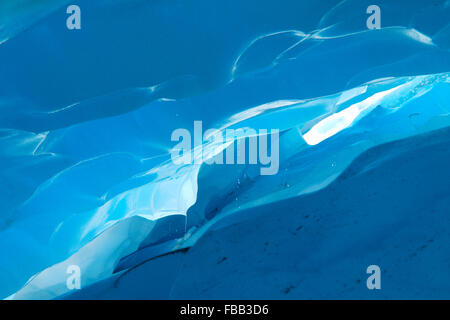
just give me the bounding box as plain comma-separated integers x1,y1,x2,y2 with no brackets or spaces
303,86,399,145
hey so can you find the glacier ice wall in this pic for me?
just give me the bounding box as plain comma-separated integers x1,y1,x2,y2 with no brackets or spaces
0,0,449,299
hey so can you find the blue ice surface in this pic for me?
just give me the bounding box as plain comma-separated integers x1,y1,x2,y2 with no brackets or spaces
0,0,449,299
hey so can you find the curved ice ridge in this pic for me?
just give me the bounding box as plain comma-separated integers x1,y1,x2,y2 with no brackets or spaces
6,71,450,300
